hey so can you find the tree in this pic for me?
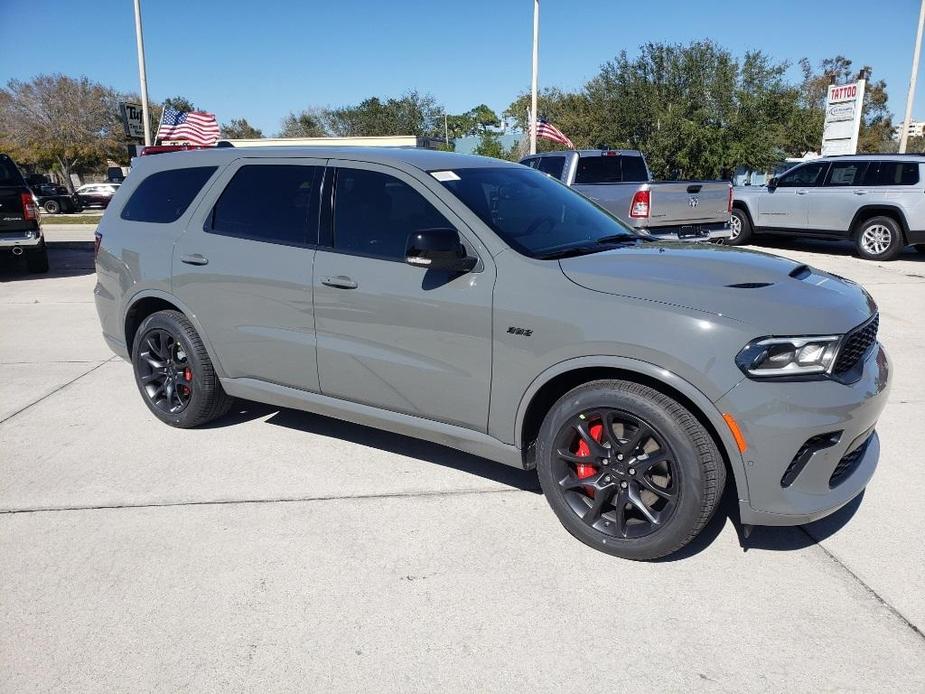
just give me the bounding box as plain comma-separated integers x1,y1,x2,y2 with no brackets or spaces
446,104,501,139
472,131,506,159
278,109,328,137
161,96,197,112
324,91,444,137
0,74,122,191
220,118,263,139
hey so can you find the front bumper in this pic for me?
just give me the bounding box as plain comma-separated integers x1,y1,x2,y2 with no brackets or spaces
0,230,43,249
716,343,890,526
637,221,732,242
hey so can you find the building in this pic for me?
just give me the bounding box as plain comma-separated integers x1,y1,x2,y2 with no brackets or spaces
894,120,925,140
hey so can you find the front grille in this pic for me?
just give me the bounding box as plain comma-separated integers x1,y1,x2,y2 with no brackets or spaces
833,314,879,376
829,436,872,488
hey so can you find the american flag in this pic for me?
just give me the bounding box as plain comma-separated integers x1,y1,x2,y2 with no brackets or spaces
156,107,220,146
534,117,574,149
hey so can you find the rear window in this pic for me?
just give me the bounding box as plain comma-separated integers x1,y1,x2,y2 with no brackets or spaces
862,161,920,186
121,166,216,223
536,156,566,179
0,156,26,187
209,164,321,246
574,155,648,184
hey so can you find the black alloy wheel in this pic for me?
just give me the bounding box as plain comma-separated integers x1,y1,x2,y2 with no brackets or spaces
552,409,679,539
136,328,194,414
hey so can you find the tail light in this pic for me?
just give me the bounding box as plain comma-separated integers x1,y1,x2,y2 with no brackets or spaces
728,185,734,213
20,192,38,221
94,231,102,259
629,189,650,218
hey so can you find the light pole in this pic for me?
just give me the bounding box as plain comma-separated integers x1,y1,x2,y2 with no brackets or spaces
530,0,539,154
899,0,925,154
133,0,152,146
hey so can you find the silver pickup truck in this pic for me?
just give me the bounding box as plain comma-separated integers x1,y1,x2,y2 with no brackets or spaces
520,149,732,242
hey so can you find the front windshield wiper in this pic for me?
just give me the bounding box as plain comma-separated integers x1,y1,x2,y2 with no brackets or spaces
536,245,604,260
595,234,654,245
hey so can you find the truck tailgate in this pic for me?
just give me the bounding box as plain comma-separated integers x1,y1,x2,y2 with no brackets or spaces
0,186,31,232
649,181,729,225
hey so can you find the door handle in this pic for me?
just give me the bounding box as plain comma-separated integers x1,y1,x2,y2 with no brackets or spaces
796,189,809,195
180,253,209,266
853,189,868,195
321,275,358,289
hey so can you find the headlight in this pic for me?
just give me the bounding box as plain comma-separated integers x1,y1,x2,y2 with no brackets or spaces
736,335,840,378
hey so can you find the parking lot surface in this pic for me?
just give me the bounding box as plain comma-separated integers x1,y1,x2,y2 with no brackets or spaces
2,237,924,691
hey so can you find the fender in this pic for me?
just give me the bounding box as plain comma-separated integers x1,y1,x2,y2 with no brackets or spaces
122,288,229,379
849,204,910,238
513,355,749,499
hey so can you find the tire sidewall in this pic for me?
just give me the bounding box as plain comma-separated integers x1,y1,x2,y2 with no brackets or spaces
536,384,708,560
856,216,903,261
131,312,214,427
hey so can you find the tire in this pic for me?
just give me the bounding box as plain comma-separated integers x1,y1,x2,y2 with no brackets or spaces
855,216,904,261
25,243,49,273
536,379,726,560
131,310,233,428
724,208,753,245
43,199,60,214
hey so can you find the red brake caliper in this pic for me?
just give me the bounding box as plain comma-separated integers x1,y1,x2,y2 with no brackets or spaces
575,421,603,480
181,367,193,394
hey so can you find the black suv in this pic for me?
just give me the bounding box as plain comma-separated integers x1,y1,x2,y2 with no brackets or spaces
0,153,48,272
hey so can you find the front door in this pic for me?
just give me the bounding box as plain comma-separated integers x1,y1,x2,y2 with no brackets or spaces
173,157,324,391
757,161,829,230
313,161,494,431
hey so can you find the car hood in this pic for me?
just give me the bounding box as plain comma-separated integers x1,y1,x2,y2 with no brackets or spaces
558,243,877,334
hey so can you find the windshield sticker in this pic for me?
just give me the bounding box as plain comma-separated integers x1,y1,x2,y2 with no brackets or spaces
430,170,460,182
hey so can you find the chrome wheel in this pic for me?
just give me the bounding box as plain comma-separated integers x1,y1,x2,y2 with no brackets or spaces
728,213,742,241
861,224,893,256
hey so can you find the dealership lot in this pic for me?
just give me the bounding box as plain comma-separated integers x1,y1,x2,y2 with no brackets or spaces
1,237,924,691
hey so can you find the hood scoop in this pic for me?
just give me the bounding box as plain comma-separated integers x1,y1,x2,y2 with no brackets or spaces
789,264,812,280
726,282,773,289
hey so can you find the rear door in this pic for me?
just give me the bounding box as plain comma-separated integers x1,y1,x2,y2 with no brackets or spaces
172,157,324,391
806,160,869,233
312,160,494,430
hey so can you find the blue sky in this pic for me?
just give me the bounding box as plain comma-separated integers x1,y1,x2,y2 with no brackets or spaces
2,0,925,136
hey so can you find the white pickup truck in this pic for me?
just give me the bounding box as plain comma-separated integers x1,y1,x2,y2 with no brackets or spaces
520,149,732,242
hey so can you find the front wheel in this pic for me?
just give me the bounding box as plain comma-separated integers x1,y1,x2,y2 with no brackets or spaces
536,380,726,560
855,216,904,261
131,310,233,428
43,199,60,214
723,208,753,245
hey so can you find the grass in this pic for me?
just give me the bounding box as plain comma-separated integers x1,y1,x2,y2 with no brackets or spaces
41,215,102,225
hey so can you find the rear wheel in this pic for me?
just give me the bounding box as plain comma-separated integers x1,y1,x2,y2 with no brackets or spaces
855,216,904,261
724,208,753,245
536,380,725,560
43,199,60,214
131,310,233,428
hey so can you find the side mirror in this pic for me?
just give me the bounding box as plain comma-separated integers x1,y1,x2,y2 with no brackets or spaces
767,177,779,190
405,228,477,272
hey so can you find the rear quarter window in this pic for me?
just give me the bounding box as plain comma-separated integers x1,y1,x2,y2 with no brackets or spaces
862,161,920,186
120,166,216,223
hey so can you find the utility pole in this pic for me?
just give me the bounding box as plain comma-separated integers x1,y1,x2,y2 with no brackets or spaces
530,0,539,154
900,0,925,153
133,0,152,146
444,113,450,149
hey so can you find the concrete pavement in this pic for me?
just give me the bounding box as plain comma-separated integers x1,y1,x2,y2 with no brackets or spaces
1,239,924,692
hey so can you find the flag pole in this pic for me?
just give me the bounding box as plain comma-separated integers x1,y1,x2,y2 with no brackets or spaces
530,0,539,155
133,0,152,147
900,0,925,154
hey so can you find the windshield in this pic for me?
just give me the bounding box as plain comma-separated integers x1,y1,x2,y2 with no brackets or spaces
436,166,637,258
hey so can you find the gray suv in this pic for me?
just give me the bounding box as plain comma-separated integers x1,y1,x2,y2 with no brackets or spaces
94,147,890,560
732,154,925,260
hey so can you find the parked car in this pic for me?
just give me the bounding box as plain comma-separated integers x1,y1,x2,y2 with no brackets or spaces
76,182,120,208
520,149,732,242
94,147,889,560
0,152,48,272
731,154,925,260
31,183,82,214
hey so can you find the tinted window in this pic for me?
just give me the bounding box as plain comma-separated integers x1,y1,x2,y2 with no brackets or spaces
862,161,920,186
209,165,320,245
536,156,566,179
777,162,828,187
825,161,867,186
575,156,622,183
333,168,452,260
121,166,216,223
439,166,636,258
620,156,648,182
520,158,539,169
0,156,26,187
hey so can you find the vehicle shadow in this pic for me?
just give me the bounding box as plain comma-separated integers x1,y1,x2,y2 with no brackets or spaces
748,235,925,261
207,400,543,493
0,243,96,282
